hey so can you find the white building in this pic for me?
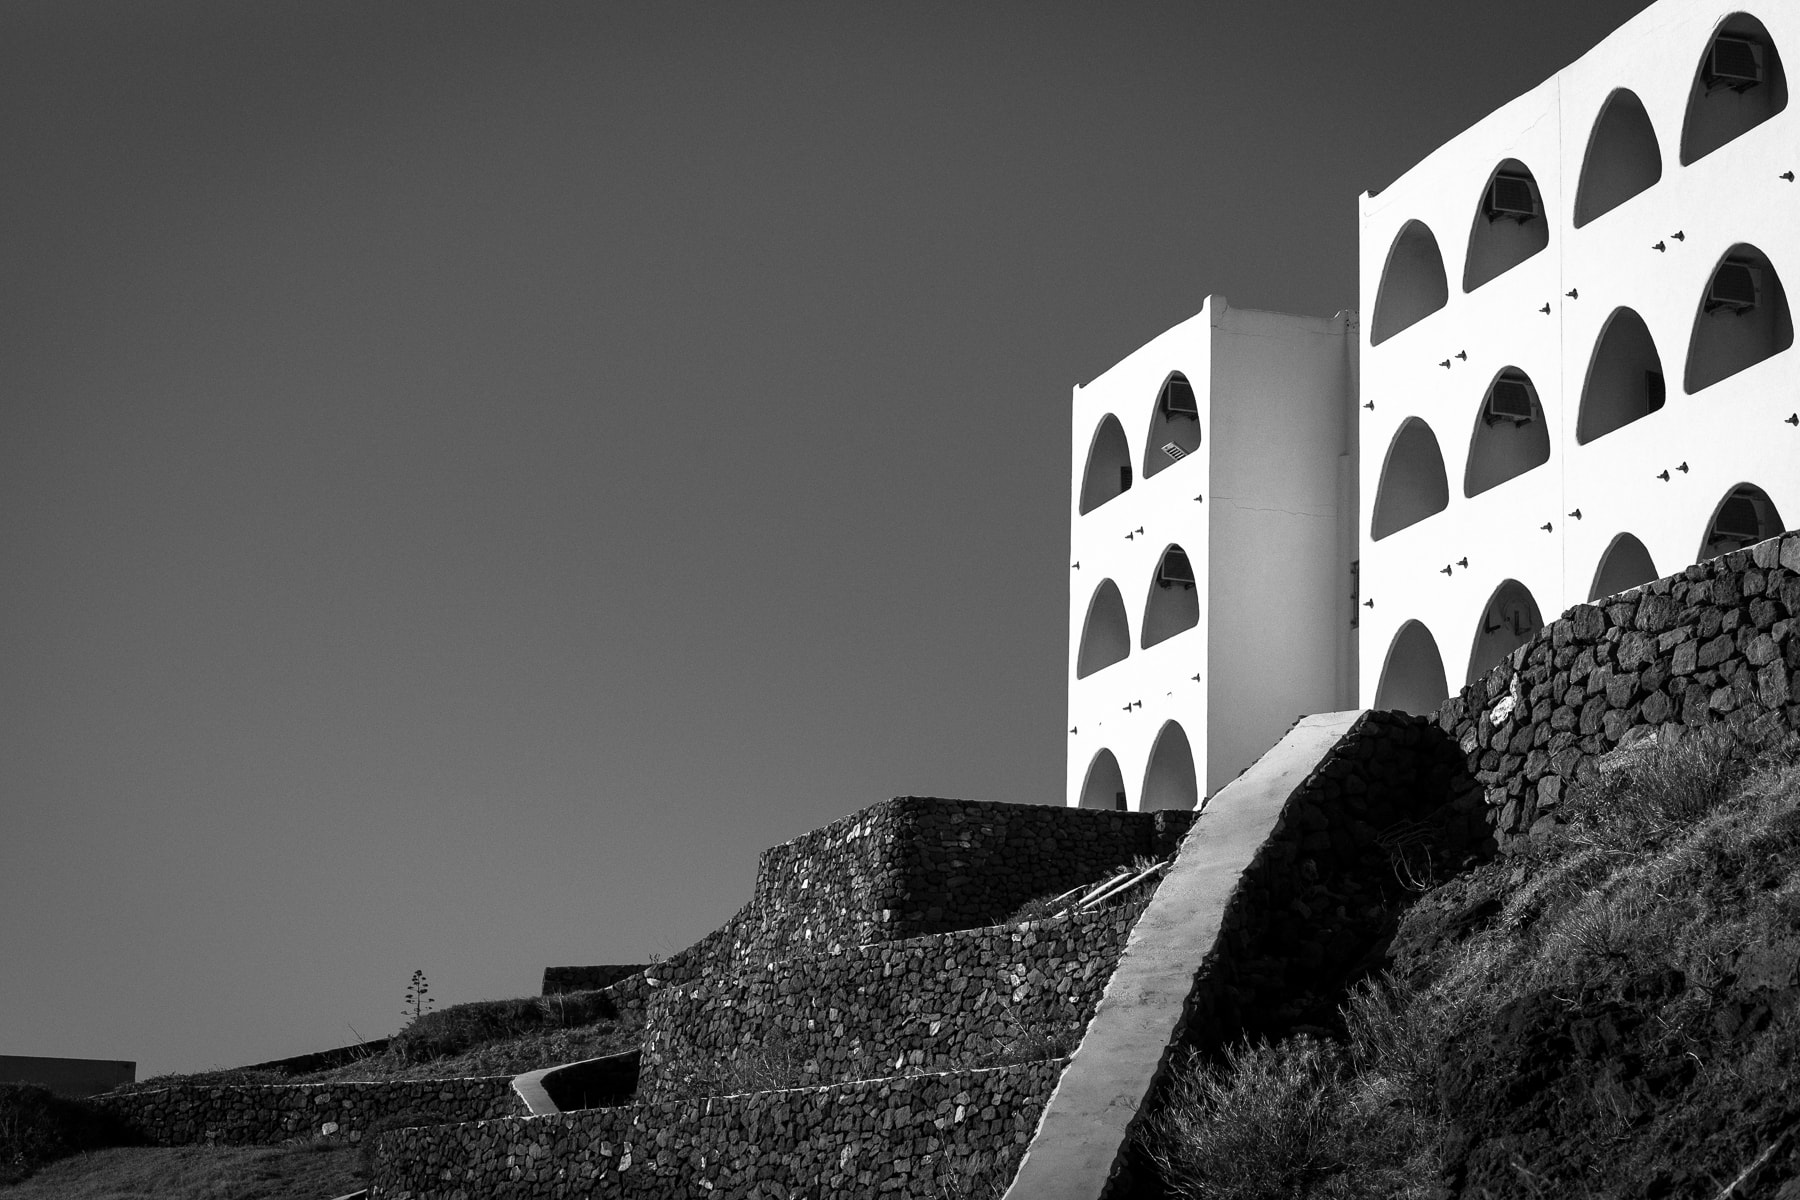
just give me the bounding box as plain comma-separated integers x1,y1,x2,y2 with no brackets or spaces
1065,300,1357,811
1069,0,1800,809
1362,0,1799,713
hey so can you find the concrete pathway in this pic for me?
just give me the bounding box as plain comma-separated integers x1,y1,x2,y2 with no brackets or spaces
1001,710,1364,1200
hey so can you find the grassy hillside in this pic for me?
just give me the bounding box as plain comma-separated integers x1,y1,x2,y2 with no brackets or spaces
1140,730,1800,1199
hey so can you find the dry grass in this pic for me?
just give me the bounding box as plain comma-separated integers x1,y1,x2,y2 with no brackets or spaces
1138,734,1800,1199
0,1141,363,1200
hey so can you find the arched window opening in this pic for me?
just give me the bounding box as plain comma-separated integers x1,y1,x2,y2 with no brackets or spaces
1141,544,1199,649
1076,579,1130,679
1574,89,1663,227
1142,371,1201,481
1464,368,1551,496
1141,720,1198,812
1699,483,1785,561
1576,307,1666,444
1374,620,1449,716
1681,14,1788,164
1371,418,1449,540
1467,579,1543,685
1370,221,1449,345
1079,414,1133,515
1078,748,1128,810
1588,533,1660,601
1684,244,1793,392
1463,160,1549,292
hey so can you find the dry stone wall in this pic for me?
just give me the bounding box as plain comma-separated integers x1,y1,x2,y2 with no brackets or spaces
1439,533,1800,849
1180,709,1487,1050
640,892,1151,1096
372,1060,1062,1200
93,1077,524,1147
592,799,1191,1009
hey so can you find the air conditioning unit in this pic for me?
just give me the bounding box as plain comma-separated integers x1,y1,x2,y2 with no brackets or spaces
1706,260,1761,314
1159,374,1199,420
1484,376,1535,424
1706,35,1763,90
1714,493,1764,541
1157,550,1196,590
1486,173,1538,222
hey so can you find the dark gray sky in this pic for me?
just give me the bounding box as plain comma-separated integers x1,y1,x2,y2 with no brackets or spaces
2,1,1650,1076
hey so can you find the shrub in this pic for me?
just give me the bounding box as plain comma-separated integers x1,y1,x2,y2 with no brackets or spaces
0,1084,137,1184
1139,1038,1435,1200
389,990,619,1063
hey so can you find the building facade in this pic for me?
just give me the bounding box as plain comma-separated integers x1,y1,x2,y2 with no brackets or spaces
1065,300,1357,811
1070,0,1800,809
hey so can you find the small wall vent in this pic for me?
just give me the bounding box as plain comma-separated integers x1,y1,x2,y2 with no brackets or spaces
1162,442,1187,461
1485,173,1538,222
1707,261,1762,314
1707,35,1764,91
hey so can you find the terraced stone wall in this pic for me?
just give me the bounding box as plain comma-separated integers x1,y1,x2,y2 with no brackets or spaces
1178,709,1487,1051
1439,533,1800,849
372,1060,1062,1200
591,799,1191,1003
93,1076,524,1147
639,891,1152,1097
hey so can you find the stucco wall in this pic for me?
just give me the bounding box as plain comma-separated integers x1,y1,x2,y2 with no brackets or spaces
639,894,1150,1098
1360,0,1800,710
1435,531,1800,848
371,1061,1062,1200
1067,298,1357,812
92,1076,525,1146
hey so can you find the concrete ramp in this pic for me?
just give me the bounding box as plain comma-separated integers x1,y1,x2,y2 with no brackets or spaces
1002,710,1365,1200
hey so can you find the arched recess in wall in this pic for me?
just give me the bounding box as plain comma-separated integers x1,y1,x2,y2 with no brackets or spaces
1076,579,1131,679
1079,414,1133,515
1698,482,1786,561
1681,13,1788,164
1374,620,1449,716
1574,89,1663,226
1141,720,1199,812
1467,578,1544,686
1142,371,1201,481
1371,418,1450,539
1684,244,1793,392
1078,748,1128,810
1576,307,1666,443
1141,544,1199,649
1463,367,1551,496
1588,532,1660,601
1463,160,1548,292
1370,221,1449,345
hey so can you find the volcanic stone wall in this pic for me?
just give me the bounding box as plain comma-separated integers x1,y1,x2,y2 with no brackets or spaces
371,1060,1062,1200
592,799,1191,1004
93,1076,525,1146
1438,533,1800,849
1180,709,1487,1050
639,891,1152,1097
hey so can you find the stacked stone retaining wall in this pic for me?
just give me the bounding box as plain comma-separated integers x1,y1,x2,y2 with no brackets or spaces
372,1060,1062,1200
640,892,1152,1096
587,800,1191,1011
93,1076,525,1146
1180,709,1486,1050
1438,533,1800,849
